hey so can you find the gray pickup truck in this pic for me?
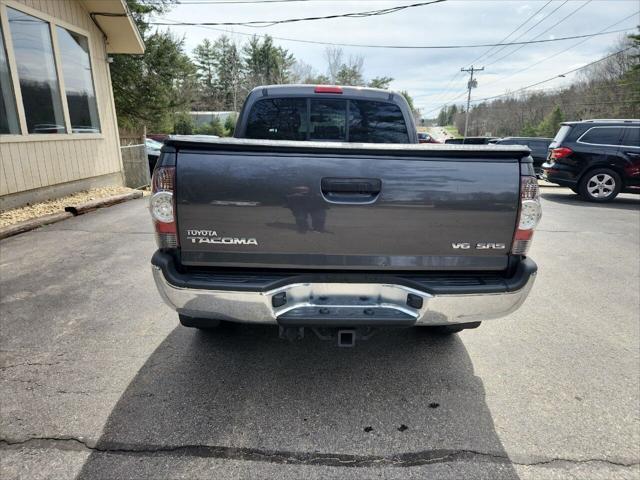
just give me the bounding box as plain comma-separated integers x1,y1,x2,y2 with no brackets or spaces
150,85,540,346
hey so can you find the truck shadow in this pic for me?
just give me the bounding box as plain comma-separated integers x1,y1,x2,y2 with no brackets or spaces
76,325,520,479
541,191,640,211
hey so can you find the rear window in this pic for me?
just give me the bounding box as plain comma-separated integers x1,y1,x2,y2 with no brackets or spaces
550,125,572,148
579,127,624,146
310,99,346,141
244,97,409,143
349,100,409,143
245,98,308,140
621,127,639,148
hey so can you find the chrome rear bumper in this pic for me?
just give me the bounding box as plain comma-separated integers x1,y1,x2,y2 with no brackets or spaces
152,256,536,326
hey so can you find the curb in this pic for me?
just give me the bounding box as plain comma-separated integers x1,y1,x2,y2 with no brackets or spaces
0,191,144,241
0,212,74,240
64,191,143,215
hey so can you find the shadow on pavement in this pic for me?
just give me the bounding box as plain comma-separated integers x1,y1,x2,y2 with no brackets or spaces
541,191,640,211
76,325,519,479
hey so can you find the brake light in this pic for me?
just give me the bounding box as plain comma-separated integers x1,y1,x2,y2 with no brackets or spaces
314,85,343,94
550,147,572,160
511,176,542,255
150,166,178,249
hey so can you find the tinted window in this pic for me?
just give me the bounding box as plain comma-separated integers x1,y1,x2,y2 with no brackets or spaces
7,8,66,134
57,27,100,133
0,23,20,134
245,98,308,140
310,99,346,141
529,140,549,155
579,127,624,146
621,127,639,148
349,100,409,143
550,125,571,148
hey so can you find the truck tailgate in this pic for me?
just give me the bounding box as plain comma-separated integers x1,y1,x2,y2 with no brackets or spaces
173,140,524,271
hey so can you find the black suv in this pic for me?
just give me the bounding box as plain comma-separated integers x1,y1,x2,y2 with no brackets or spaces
543,120,640,202
492,137,552,179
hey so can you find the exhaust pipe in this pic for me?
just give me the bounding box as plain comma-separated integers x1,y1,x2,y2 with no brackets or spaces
337,329,356,348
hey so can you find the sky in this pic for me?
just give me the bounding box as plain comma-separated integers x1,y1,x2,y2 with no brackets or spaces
150,0,640,117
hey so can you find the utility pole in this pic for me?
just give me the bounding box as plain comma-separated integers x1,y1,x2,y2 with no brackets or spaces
461,66,484,141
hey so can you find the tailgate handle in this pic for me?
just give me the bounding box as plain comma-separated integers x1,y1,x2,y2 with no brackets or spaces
321,178,381,195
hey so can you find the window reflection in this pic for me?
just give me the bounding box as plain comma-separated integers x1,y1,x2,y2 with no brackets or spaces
0,24,20,134
7,7,66,134
310,99,346,141
56,26,100,133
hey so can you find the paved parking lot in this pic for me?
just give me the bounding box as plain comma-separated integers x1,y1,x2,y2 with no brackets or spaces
1,187,638,479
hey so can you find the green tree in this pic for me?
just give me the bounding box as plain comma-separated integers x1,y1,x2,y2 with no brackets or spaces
335,64,365,86
110,1,195,132
536,106,564,137
367,76,394,89
400,90,417,115
243,35,294,89
224,114,236,136
193,39,217,106
215,36,243,110
209,117,225,136
447,104,458,124
520,121,539,136
173,114,194,134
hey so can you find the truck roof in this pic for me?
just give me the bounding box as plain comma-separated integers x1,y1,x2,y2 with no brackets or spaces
248,84,402,102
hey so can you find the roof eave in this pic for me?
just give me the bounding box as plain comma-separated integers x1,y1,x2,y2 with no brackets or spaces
80,0,145,54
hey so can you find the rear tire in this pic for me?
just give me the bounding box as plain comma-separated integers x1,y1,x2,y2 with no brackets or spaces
424,322,481,335
179,314,221,330
578,168,621,202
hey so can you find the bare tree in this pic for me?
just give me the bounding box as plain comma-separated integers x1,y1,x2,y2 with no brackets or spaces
325,47,344,83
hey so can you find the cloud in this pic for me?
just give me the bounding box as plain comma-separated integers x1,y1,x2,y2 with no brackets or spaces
159,0,639,115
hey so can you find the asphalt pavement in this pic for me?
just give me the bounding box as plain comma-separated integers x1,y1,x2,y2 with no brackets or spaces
1,187,639,479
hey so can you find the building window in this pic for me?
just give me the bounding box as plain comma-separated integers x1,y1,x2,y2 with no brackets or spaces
7,7,66,134
0,23,20,134
56,26,100,133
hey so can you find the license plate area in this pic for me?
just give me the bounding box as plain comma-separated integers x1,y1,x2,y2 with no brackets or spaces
271,283,429,326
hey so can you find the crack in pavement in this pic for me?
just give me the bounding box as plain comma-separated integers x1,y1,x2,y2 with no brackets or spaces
1,437,638,469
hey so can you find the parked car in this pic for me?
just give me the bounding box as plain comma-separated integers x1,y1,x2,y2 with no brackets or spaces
543,119,640,202
145,138,163,173
493,137,552,179
445,136,498,145
149,85,540,346
417,132,440,144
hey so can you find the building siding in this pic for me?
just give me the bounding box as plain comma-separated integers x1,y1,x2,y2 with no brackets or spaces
0,0,123,200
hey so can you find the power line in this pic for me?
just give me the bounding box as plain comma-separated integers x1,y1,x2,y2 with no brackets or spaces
152,17,633,49
429,0,553,107
484,0,593,67
421,44,635,114
469,47,634,104
482,0,571,64
148,0,447,27
465,0,553,66
479,11,639,90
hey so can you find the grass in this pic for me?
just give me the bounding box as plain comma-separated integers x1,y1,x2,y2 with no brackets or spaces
442,125,460,137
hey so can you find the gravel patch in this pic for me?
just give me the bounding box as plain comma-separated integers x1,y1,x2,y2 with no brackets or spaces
0,187,138,227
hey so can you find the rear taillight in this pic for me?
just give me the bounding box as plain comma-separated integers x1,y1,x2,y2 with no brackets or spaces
512,176,542,256
550,147,572,160
314,85,343,94
150,166,178,249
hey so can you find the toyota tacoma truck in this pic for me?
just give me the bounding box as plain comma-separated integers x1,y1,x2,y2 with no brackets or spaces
150,85,540,346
